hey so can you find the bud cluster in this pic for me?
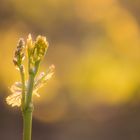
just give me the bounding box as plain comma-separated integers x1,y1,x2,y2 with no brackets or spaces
27,34,49,65
7,34,54,108
34,35,49,61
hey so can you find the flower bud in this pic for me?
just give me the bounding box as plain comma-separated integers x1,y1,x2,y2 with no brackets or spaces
27,34,33,55
27,34,49,66
13,38,25,69
33,35,49,62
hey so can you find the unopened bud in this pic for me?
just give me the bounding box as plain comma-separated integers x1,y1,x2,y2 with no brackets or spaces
13,38,25,69
33,35,49,61
27,34,33,55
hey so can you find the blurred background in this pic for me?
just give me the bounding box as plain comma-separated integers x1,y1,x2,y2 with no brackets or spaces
1,0,140,139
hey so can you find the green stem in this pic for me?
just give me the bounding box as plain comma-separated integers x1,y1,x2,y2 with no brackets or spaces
23,108,33,140
23,74,34,140
25,74,35,109
20,65,26,111
22,61,40,140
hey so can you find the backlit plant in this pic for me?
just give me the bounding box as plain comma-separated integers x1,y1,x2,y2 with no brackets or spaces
6,34,55,140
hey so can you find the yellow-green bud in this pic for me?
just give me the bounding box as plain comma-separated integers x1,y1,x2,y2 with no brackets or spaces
33,35,49,62
27,34,49,63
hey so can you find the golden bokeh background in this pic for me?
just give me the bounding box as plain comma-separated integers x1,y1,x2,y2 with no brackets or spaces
1,0,140,140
